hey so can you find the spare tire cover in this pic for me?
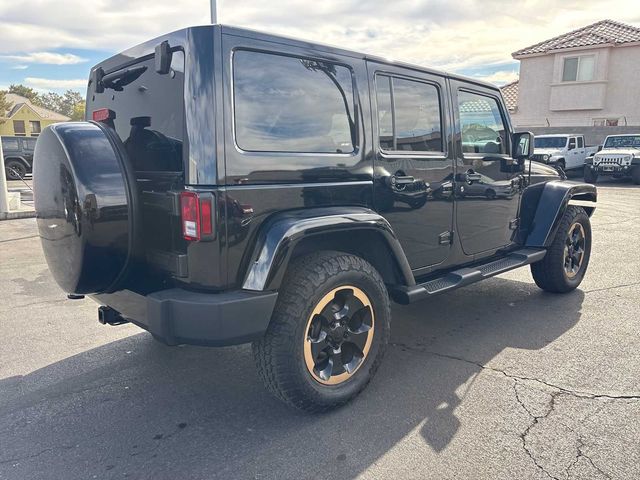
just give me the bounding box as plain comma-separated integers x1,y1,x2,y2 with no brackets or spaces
34,122,137,295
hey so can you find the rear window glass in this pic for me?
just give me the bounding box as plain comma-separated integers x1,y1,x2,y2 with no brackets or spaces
2,138,19,150
88,52,185,172
233,50,356,154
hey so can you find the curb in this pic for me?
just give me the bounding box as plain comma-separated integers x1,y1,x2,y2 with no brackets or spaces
0,210,37,220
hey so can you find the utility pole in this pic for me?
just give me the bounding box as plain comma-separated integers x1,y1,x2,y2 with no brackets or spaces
210,0,217,24
0,140,9,213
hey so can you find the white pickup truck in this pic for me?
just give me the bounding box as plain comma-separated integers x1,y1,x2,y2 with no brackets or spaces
532,134,598,172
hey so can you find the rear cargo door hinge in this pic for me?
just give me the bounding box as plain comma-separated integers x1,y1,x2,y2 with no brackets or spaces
439,231,454,245
509,218,520,230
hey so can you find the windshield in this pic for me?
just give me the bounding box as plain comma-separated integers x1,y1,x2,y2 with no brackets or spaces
535,137,567,149
604,136,640,149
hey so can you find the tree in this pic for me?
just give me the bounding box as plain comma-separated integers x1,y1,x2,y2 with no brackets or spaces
71,100,86,121
38,90,83,118
6,84,84,120
0,90,12,124
8,84,40,103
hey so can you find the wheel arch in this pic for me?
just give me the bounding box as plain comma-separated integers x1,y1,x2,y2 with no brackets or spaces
521,180,597,248
4,156,30,168
241,207,415,292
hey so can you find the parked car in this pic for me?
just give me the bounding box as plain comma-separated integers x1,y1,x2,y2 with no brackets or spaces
33,25,597,412
2,136,36,180
532,134,598,172
584,134,640,184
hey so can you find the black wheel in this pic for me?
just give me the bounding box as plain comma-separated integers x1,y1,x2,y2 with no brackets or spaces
531,206,591,293
584,166,598,184
5,160,27,180
485,189,497,200
631,166,640,185
253,251,390,412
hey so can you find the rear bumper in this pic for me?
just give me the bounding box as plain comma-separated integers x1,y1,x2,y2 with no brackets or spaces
92,288,278,346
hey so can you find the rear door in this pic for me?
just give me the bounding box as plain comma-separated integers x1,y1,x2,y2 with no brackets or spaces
367,62,454,269
451,80,524,256
570,136,586,169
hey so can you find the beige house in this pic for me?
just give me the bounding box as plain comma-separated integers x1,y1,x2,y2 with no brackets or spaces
1,93,69,137
505,20,640,128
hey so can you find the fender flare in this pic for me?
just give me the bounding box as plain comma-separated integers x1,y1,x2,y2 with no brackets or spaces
523,180,597,248
241,207,415,291
4,156,30,169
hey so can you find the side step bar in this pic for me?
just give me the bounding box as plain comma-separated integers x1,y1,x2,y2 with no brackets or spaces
390,248,546,305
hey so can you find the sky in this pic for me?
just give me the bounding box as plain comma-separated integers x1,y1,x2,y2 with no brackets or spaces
1,0,640,94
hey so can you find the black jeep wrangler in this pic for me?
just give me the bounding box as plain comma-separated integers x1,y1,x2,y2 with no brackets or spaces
33,25,597,412
3,136,36,180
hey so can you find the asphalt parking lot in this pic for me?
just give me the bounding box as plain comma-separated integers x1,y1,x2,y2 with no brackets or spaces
1,179,639,480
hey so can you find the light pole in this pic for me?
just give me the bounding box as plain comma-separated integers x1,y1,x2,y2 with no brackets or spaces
0,140,9,213
210,0,217,24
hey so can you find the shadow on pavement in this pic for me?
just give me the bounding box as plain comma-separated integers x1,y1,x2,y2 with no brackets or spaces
0,277,584,479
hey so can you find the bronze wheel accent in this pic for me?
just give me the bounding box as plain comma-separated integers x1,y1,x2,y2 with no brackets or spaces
303,286,375,385
563,222,586,279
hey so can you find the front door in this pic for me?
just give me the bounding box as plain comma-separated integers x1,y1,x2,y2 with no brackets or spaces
368,62,455,269
451,82,524,256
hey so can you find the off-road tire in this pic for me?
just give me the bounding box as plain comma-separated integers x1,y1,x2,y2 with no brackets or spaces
584,166,598,184
531,206,591,293
252,251,391,412
485,189,497,200
5,160,27,180
631,166,640,185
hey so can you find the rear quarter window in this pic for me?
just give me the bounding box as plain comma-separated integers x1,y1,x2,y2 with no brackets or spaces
232,50,356,154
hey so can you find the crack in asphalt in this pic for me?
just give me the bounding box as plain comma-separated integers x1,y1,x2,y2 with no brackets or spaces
583,281,640,294
513,382,561,480
390,343,632,478
0,444,76,466
390,344,640,400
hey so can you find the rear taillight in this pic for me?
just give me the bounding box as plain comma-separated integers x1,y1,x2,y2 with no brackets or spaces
92,108,115,123
180,191,214,241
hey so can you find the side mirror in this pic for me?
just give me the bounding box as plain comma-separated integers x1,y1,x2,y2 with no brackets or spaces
512,131,533,161
597,145,603,152
568,142,576,151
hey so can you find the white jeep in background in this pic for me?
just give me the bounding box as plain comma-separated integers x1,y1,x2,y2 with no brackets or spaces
532,134,598,172
584,134,640,184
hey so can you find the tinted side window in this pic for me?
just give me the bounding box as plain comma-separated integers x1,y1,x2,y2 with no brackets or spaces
376,76,393,150
375,74,443,152
2,138,20,150
24,138,37,150
458,91,507,155
577,137,584,148
233,50,356,153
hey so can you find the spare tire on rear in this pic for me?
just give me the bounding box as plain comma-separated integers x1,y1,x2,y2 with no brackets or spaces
33,122,138,295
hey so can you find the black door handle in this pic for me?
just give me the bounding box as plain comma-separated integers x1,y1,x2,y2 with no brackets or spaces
391,175,415,186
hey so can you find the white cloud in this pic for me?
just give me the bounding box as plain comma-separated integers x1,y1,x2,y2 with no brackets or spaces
0,0,638,76
24,77,87,89
2,52,87,65
10,65,29,70
474,70,519,86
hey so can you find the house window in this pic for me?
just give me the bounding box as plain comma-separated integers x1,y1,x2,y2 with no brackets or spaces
593,118,620,127
30,120,41,136
13,120,26,136
562,55,595,82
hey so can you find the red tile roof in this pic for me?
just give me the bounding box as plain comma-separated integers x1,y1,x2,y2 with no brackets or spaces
512,19,640,57
500,81,519,111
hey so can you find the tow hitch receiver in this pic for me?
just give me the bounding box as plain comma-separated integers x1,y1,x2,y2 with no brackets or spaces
98,306,129,326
